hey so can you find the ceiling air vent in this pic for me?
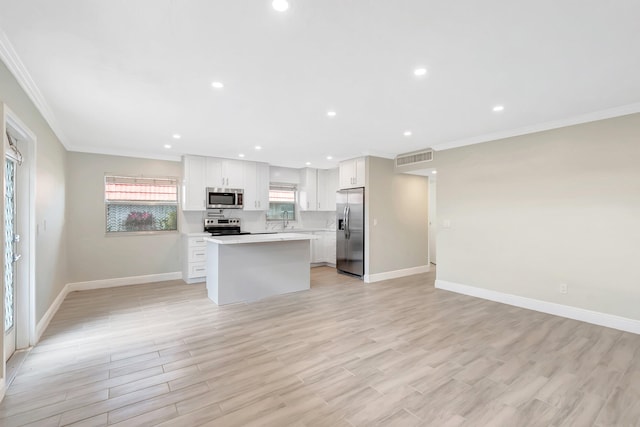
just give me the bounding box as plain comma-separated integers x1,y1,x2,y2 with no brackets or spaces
395,149,433,167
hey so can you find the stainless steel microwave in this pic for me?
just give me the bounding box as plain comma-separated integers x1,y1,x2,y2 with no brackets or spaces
206,188,244,209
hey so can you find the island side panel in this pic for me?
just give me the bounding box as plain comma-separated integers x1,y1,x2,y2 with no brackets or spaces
205,241,221,304
217,240,311,305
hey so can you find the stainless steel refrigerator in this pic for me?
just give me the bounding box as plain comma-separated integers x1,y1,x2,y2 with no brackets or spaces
336,187,364,277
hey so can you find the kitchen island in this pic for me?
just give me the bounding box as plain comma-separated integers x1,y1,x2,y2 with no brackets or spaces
205,233,318,305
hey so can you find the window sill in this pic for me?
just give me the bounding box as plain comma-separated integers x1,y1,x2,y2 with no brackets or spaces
105,230,179,237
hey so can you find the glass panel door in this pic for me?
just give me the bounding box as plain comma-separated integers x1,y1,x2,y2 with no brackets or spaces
4,157,16,360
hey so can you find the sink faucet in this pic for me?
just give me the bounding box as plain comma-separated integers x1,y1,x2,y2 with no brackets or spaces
282,210,289,230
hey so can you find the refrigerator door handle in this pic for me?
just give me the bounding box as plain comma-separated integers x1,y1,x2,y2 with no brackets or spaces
345,205,351,239
343,206,348,238
341,205,347,239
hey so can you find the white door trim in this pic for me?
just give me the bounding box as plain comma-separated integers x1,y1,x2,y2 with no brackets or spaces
4,106,37,349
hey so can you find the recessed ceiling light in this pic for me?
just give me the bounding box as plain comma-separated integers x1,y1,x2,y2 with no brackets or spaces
254,145,262,150
305,161,311,166
403,131,412,137
272,0,289,12
211,81,224,89
327,111,337,117
172,134,181,139
164,144,172,149
413,67,427,77
238,153,245,158
432,170,438,174
326,155,333,160
493,105,505,112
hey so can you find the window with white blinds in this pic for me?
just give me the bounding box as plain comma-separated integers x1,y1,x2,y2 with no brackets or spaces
105,175,178,233
266,184,296,221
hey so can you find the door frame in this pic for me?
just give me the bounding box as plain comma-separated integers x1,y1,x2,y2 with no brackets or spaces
2,105,37,358
428,176,436,265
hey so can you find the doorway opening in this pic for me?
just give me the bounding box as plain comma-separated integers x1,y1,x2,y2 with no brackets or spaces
2,105,36,388
428,176,436,265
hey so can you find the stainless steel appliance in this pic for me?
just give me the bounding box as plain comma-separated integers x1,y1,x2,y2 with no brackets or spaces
204,218,250,236
336,187,364,277
206,188,244,209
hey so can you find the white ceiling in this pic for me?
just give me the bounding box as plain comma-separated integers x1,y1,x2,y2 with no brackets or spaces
1,0,639,168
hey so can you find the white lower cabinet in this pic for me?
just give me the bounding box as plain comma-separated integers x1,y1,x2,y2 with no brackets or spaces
182,234,208,283
320,231,336,265
311,234,323,263
299,231,336,265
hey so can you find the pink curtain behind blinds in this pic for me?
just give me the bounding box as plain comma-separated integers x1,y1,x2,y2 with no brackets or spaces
105,177,177,202
269,189,295,203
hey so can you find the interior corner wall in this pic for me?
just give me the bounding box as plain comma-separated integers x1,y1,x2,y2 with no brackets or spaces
0,59,68,325
66,152,182,283
367,156,429,275
435,113,640,321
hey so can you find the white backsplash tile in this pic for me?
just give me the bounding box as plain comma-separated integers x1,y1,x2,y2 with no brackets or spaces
180,209,335,234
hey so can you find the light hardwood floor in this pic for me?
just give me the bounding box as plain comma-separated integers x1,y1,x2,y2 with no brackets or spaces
1,266,639,426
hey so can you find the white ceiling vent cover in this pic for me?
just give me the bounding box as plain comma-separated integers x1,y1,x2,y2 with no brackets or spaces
395,149,433,167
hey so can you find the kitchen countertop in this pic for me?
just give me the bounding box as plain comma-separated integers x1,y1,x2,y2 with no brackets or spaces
205,232,319,245
285,228,335,232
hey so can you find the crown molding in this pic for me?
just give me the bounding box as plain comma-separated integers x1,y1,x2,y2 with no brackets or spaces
431,102,640,152
67,145,182,162
0,26,70,149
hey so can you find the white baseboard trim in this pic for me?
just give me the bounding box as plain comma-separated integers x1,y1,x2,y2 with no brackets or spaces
0,378,6,403
364,265,430,283
35,272,182,343
67,272,182,292
35,281,71,343
435,279,640,335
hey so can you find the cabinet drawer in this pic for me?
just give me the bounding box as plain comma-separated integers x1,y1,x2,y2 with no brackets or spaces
189,246,207,263
188,262,207,278
188,236,207,247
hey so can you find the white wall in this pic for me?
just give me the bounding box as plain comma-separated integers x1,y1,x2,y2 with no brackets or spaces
66,152,182,282
433,113,640,321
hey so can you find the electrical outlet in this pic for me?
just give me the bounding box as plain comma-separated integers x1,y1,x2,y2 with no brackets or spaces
559,283,568,294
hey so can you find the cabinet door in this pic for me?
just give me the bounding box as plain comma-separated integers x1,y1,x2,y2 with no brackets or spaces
205,158,224,188
224,159,245,188
206,158,244,188
298,168,318,211
323,231,336,264
243,162,269,211
339,161,355,189
311,233,323,263
182,156,207,210
354,158,366,187
255,162,270,210
242,161,259,210
317,168,338,211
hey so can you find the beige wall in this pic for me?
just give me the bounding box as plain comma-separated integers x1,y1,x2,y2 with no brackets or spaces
433,113,640,320
0,59,68,324
66,152,182,282
366,156,429,276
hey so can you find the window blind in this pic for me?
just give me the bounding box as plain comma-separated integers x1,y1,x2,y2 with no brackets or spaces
105,176,178,202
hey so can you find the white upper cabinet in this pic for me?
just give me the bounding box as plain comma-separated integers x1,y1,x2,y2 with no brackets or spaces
206,157,244,189
339,157,365,189
299,167,339,211
317,168,338,211
243,162,270,211
182,155,207,211
298,168,318,211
